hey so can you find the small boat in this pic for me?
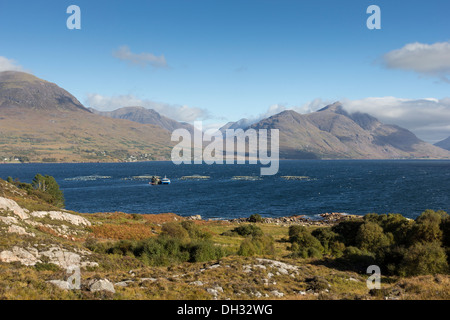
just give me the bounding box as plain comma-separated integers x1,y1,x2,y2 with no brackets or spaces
161,176,171,185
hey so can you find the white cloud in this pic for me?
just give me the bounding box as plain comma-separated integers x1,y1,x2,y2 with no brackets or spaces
0,56,25,72
383,41,450,82
85,93,210,122
342,97,450,143
112,46,167,68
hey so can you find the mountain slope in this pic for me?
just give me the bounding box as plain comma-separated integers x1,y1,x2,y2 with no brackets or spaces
250,102,450,159
89,106,195,134
435,136,450,151
0,71,173,162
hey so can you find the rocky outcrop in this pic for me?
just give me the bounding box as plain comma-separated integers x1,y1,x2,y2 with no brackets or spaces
30,211,91,227
0,245,98,269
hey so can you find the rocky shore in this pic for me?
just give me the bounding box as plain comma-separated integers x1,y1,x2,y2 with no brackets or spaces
227,212,362,226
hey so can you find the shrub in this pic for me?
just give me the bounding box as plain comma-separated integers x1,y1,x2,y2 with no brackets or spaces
288,225,308,243
355,222,393,252
248,214,264,223
311,227,339,253
288,229,324,259
161,222,189,240
398,241,448,276
342,246,376,268
238,235,274,256
230,224,264,237
410,210,444,244
331,219,364,246
181,221,212,240
188,240,225,262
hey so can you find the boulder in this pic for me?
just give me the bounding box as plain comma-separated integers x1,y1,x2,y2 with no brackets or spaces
89,279,115,293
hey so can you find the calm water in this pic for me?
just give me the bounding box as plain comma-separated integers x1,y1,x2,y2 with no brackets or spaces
0,160,449,219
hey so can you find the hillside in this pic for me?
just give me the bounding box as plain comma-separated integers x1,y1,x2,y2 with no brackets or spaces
0,71,173,162
250,102,450,159
89,106,196,134
0,177,448,300
435,136,450,151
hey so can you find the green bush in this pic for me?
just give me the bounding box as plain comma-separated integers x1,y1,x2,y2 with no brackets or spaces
161,222,189,240
238,235,274,257
410,210,445,244
397,241,448,276
188,240,225,262
248,214,264,223
181,221,212,240
228,224,264,237
355,222,393,252
288,226,324,259
331,219,364,246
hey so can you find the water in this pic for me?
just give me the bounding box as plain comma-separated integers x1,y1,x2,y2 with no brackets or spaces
0,160,449,219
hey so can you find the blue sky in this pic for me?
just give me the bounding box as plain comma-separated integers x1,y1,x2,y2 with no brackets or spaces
1,0,450,141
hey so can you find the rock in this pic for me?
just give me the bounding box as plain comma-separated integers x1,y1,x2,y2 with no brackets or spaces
190,281,204,286
47,280,72,290
30,211,91,226
271,290,284,297
89,279,115,293
115,280,134,287
0,246,40,266
187,215,202,220
0,216,19,225
0,197,30,220
40,246,81,269
7,224,35,237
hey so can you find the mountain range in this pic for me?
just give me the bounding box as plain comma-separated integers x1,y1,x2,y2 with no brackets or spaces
1,71,449,162
0,71,172,162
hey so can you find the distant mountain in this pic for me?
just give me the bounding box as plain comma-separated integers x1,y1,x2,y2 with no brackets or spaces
0,71,173,162
249,102,450,159
435,136,450,151
219,118,255,133
89,106,195,134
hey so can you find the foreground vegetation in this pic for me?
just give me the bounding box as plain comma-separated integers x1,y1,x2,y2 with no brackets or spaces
0,177,449,300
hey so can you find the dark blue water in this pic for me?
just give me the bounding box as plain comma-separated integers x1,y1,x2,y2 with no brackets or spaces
0,160,449,219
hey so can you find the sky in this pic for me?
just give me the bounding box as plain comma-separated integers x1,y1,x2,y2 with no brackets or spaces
0,0,449,142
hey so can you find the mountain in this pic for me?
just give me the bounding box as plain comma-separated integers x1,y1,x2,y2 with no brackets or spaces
249,102,450,159
219,118,255,133
89,106,195,134
0,71,173,162
0,71,89,113
435,136,450,151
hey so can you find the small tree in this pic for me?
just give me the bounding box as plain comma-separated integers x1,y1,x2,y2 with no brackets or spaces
31,174,65,208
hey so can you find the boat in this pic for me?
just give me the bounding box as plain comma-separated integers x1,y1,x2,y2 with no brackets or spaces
161,176,171,185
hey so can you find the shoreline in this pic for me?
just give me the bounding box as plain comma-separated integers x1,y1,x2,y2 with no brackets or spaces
2,158,450,165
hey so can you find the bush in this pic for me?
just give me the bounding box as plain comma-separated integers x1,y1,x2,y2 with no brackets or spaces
342,246,376,268
228,224,264,237
288,228,324,259
398,241,448,276
288,225,308,243
331,219,364,246
238,235,275,257
181,221,212,240
311,228,339,254
410,210,445,244
248,214,264,223
161,222,189,240
188,240,225,262
355,222,393,252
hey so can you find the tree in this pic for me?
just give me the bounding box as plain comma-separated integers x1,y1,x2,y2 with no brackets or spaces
31,174,65,208
355,222,393,252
